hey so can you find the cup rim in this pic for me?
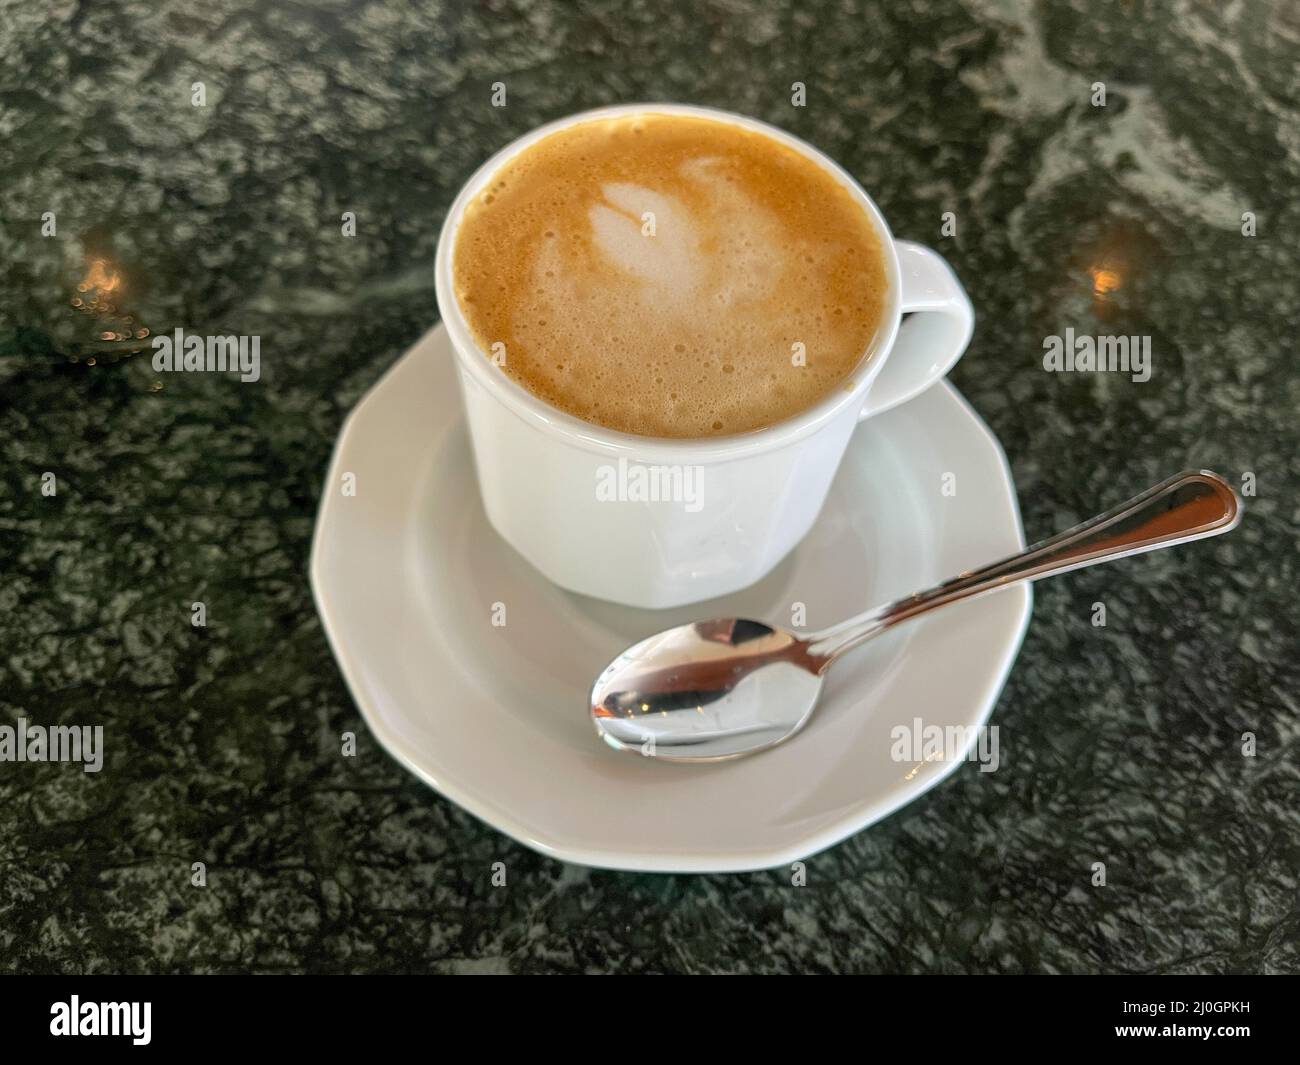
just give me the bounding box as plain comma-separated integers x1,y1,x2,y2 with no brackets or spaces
434,102,903,461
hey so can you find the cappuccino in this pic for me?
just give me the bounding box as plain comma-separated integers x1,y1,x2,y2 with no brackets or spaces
453,113,887,438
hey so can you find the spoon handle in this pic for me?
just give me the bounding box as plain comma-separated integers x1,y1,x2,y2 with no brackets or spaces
807,470,1241,666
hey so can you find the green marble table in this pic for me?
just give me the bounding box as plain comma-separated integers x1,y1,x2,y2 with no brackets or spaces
2,0,1296,974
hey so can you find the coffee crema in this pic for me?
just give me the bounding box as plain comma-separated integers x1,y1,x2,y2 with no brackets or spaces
452,113,888,438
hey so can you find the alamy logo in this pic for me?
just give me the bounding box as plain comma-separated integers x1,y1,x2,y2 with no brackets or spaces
151,328,261,382
0,718,103,773
595,457,704,513
1042,328,1151,382
890,718,1001,773
50,997,151,1045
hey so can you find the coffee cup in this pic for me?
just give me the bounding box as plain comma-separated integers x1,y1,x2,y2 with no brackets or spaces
435,103,973,608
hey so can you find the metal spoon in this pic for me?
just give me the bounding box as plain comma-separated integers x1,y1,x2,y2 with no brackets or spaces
590,470,1240,762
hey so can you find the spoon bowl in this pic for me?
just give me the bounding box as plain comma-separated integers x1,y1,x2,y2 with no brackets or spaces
590,620,825,761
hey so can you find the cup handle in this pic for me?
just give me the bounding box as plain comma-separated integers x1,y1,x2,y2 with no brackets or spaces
859,241,974,421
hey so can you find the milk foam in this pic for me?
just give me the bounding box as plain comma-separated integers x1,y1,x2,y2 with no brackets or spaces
453,114,887,438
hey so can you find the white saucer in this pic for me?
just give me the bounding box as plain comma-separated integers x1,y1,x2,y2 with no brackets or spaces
311,326,1032,873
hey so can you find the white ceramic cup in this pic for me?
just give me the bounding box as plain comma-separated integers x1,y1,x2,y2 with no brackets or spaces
435,103,974,609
